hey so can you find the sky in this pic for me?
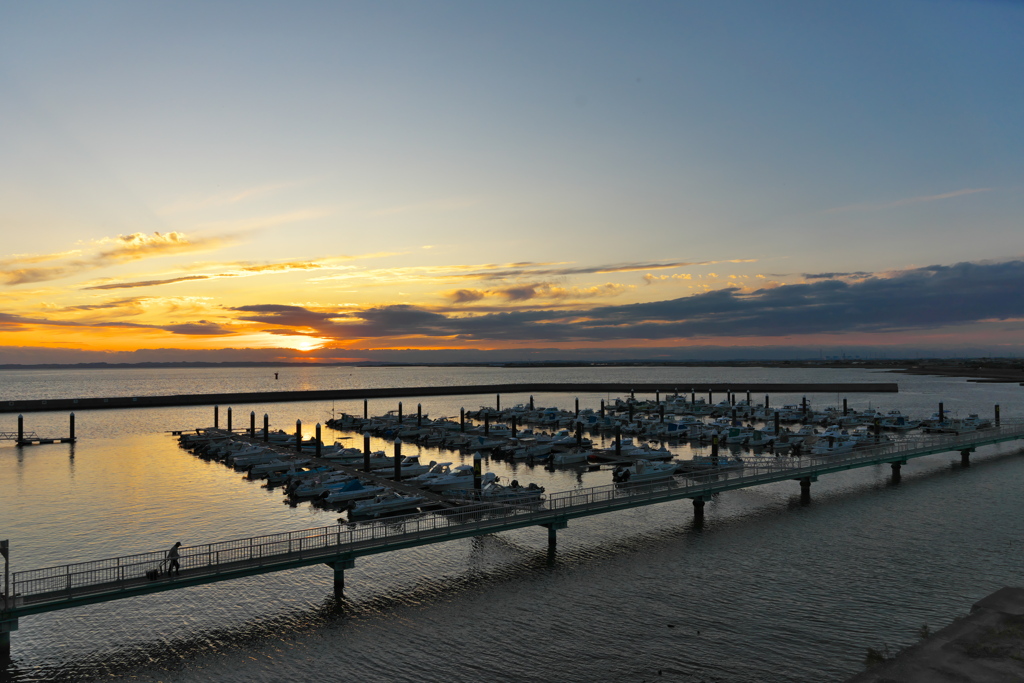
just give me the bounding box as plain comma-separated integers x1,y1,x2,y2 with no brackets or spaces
1,0,1023,364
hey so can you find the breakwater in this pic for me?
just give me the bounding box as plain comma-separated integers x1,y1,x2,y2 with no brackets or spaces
0,382,897,413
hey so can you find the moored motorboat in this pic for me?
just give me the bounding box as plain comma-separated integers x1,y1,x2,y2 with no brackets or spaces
550,448,592,465
478,479,545,501
612,458,677,483
321,479,388,504
406,461,454,487
446,473,545,501
680,453,743,472
348,491,426,518
289,473,354,498
372,455,432,479
424,464,476,491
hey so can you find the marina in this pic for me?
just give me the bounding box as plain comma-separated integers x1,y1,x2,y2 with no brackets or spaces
2,365,1023,682
4,387,1023,668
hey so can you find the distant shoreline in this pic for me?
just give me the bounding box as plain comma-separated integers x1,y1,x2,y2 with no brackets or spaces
0,358,1021,383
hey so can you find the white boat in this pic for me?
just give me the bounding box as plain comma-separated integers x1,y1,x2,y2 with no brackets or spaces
225,445,277,466
425,464,477,491
880,413,921,430
506,440,552,459
478,479,545,501
321,480,388,504
319,446,365,460
746,430,774,448
467,435,506,450
326,450,394,469
248,458,310,476
810,436,857,455
683,453,743,471
605,438,673,461
406,461,454,487
550,448,592,465
612,458,677,483
269,464,331,485
231,449,292,468
349,491,426,518
786,426,818,448
446,473,545,501
548,429,591,450
289,473,354,498
963,413,992,430
372,456,432,479
723,427,751,445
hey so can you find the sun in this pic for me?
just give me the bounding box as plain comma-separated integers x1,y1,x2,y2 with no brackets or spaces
284,337,330,352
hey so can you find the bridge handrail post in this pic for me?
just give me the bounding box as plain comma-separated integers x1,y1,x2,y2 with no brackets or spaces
249,538,253,561
118,557,123,591
215,550,220,574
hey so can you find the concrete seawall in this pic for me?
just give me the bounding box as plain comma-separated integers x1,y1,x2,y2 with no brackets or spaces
847,586,1024,682
0,382,897,413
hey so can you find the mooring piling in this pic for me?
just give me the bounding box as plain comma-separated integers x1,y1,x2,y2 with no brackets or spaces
394,439,402,480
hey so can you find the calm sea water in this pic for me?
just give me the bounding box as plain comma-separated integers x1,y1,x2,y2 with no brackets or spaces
1,366,1022,682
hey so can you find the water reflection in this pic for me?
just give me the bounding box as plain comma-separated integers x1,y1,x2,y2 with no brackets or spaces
2,369,1023,682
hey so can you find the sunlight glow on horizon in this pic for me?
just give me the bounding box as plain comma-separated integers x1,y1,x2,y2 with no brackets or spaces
2,2,1023,362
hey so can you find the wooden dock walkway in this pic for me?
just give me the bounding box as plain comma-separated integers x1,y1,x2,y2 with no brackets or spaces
4,420,1022,654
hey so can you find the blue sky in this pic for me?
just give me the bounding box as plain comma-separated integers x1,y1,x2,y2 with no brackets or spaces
1,1,1022,362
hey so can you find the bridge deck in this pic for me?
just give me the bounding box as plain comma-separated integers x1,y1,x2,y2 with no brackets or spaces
5,421,1024,620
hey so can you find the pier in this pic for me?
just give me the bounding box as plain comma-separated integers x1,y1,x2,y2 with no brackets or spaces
0,382,898,413
3,419,1023,657
0,414,76,446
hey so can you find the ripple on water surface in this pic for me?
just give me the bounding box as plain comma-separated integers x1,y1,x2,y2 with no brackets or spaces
2,367,1023,682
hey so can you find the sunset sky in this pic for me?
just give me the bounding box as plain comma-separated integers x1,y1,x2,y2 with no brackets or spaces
2,1,1022,363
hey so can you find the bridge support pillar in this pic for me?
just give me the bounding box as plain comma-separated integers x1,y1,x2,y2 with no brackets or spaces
1,616,18,661
327,557,355,598
890,462,903,483
961,449,971,467
799,477,813,505
690,494,711,526
543,520,568,548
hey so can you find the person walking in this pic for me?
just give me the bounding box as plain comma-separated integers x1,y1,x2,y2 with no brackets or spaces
165,542,182,576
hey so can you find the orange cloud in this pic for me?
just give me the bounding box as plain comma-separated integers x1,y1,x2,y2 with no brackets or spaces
1,231,238,286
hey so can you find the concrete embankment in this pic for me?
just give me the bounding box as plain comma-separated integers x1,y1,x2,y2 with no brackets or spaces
847,586,1024,682
0,382,897,413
